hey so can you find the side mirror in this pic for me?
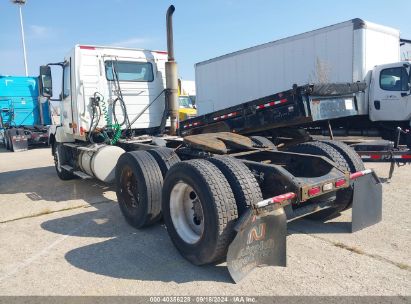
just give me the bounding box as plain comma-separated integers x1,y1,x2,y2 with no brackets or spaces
401,83,411,97
39,65,53,98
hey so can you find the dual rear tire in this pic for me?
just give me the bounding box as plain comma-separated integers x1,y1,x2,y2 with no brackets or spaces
250,136,277,149
162,157,262,265
287,140,365,220
115,148,181,228
115,151,164,228
115,150,261,265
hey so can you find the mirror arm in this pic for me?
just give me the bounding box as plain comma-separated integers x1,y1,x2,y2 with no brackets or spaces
47,62,65,67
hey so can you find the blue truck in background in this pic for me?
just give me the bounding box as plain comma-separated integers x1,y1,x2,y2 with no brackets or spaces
0,76,51,152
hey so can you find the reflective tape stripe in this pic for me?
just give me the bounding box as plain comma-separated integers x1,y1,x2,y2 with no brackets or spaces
350,169,372,180
360,154,381,159
212,111,238,121
361,154,411,160
183,121,203,129
256,98,287,110
255,192,296,208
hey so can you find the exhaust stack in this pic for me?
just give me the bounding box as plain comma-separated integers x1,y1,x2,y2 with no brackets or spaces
165,5,179,135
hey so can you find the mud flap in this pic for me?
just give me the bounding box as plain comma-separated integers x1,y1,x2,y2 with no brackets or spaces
351,172,382,232
227,207,287,283
11,137,28,152
9,129,28,152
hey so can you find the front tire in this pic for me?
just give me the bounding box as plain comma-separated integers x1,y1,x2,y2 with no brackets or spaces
162,159,238,265
54,143,75,180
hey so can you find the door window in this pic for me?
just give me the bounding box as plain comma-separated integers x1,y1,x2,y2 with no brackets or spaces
105,61,154,82
62,63,71,98
379,67,409,91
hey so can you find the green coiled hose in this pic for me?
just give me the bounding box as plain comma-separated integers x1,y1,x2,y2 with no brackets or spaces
97,93,122,145
110,123,121,145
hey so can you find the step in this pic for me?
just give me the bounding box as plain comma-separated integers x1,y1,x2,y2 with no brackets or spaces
77,146,98,152
63,143,97,152
73,170,92,179
60,165,73,171
63,143,78,148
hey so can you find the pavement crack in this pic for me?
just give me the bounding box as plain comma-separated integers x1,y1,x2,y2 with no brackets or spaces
288,228,410,272
0,199,115,224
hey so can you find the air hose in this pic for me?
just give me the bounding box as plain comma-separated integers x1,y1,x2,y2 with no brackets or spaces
110,123,121,145
101,99,122,145
93,92,122,145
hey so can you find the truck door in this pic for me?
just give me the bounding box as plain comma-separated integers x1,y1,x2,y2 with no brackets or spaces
61,59,74,134
369,63,411,122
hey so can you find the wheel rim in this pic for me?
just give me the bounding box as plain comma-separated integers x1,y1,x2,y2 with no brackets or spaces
120,166,139,210
54,149,62,172
170,181,204,244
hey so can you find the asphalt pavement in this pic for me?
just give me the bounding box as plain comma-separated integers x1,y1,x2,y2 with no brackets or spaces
0,146,410,296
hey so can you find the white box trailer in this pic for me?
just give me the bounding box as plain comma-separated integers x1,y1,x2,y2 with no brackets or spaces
195,18,401,116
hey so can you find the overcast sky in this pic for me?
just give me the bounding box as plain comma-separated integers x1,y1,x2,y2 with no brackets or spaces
1,0,410,80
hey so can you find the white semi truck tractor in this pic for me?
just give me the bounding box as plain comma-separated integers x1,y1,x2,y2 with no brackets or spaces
194,18,411,144
39,6,382,282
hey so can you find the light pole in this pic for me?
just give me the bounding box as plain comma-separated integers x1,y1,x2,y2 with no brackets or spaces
11,0,28,76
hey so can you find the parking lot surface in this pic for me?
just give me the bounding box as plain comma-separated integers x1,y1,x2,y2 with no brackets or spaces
0,147,410,295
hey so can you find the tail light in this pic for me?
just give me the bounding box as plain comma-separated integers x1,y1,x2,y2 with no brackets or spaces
308,186,321,197
335,179,346,188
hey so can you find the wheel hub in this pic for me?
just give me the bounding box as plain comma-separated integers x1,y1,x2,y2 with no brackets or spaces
170,181,204,244
121,168,139,209
191,195,203,225
54,150,62,172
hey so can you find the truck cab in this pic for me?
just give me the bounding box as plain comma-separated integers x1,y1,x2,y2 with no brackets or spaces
0,76,51,151
178,95,196,121
368,61,411,123
44,45,170,143
177,79,196,121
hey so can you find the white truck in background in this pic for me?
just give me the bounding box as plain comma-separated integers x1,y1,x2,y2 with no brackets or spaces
401,38,411,61
179,79,196,97
195,18,411,142
178,79,197,121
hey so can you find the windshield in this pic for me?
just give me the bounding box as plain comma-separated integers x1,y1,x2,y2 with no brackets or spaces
179,96,194,108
